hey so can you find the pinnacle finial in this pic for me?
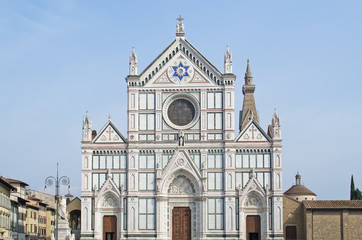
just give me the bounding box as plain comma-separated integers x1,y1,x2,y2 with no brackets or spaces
224,45,232,73
129,47,138,75
246,59,251,74
84,111,91,125
176,15,185,37
245,59,253,84
108,114,111,120
296,172,301,185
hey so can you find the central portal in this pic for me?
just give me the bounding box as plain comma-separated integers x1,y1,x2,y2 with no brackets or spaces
246,215,261,240
172,207,191,240
103,215,117,240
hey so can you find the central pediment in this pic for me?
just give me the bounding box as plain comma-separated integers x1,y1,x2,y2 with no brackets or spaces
137,38,224,88
145,54,217,87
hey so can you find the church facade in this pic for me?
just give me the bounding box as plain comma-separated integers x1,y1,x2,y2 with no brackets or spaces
80,19,283,240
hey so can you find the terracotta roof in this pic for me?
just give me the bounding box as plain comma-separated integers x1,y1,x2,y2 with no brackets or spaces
284,184,316,196
26,202,39,209
65,193,73,197
4,177,29,186
0,177,16,191
303,200,362,209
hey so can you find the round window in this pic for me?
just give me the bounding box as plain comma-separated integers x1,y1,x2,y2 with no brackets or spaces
167,99,195,126
163,93,200,130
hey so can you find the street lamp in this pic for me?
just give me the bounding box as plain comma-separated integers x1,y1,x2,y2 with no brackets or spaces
44,163,70,240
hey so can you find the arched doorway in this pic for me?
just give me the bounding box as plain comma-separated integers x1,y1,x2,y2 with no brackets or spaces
172,207,191,240
161,170,201,240
103,215,117,240
246,215,261,240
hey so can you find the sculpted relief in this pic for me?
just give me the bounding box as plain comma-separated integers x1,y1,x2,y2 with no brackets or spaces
168,175,195,194
103,196,117,208
245,195,262,207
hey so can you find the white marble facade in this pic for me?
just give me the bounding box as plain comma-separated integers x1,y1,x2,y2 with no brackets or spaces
80,19,283,240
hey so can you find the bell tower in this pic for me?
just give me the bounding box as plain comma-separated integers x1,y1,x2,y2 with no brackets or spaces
240,60,259,131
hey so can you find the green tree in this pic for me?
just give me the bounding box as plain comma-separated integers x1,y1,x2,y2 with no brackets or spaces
350,175,362,200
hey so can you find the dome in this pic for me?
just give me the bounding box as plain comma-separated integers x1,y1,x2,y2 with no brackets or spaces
284,184,316,196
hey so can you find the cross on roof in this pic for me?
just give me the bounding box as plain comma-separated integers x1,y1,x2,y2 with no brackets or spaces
176,15,184,23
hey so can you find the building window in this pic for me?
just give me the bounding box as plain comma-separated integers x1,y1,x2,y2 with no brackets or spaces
93,154,127,170
235,172,270,189
190,152,201,168
139,93,155,110
139,154,155,169
207,154,223,169
139,199,155,230
268,197,272,230
208,172,223,190
208,198,224,230
112,173,127,190
139,173,155,191
235,198,239,230
207,92,223,109
139,114,155,131
207,113,223,130
123,199,127,230
235,153,271,169
92,173,106,190
162,153,173,168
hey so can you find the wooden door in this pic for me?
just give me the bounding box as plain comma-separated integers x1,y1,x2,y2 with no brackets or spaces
103,215,117,240
172,207,191,240
286,226,297,240
246,215,261,240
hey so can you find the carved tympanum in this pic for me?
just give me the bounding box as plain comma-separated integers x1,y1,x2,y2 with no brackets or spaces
246,195,262,207
168,175,195,194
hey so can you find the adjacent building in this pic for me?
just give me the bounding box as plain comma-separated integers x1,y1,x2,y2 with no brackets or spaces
25,189,56,240
80,19,283,240
6,178,29,240
283,173,362,240
0,177,16,240
25,197,40,240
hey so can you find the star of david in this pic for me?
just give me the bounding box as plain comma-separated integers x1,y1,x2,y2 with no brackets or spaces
172,62,189,81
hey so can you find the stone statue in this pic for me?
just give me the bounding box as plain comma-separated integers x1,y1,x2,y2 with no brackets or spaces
178,131,184,146
59,196,68,220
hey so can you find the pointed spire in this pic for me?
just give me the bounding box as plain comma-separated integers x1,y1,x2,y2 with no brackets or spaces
268,108,281,139
224,45,232,73
82,111,92,142
85,111,90,125
245,59,253,84
240,59,258,131
129,47,138,75
176,15,185,37
272,108,280,127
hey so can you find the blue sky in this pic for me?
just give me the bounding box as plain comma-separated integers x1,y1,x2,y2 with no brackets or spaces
0,0,361,199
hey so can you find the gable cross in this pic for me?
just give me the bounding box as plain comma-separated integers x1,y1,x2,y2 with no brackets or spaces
106,126,114,140
249,125,257,139
176,15,184,23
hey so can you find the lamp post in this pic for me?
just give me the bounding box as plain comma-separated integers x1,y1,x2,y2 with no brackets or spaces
44,163,70,240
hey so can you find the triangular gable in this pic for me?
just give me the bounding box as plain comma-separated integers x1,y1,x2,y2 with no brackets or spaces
139,38,223,87
240,172,266,199
95,175,122,209
93,120,127,144
145,53,217,87
97,176,122,197
161,149,201,180
236,119,271,142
